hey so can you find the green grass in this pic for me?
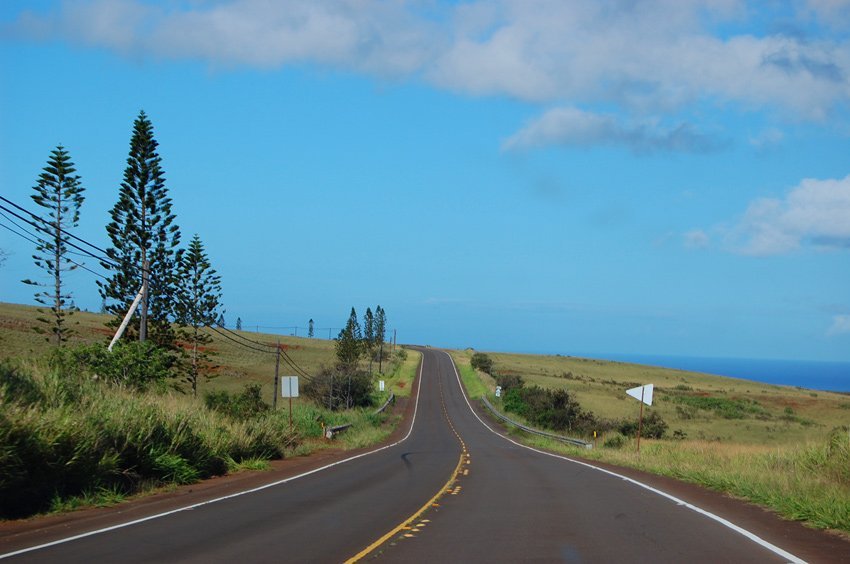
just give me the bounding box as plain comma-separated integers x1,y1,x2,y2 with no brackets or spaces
452,349,850,534
453,351,493,399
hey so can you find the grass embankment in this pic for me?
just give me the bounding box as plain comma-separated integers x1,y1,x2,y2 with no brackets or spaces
0,303,420,519
451,349,850,534
0,360,297,518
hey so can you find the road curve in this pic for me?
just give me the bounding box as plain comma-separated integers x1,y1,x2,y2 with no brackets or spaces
2,347,841,562
366,348,808,563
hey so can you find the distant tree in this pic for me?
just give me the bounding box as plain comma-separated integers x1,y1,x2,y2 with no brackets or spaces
217,313,226,327
363,307,375,371
98,110,181,347
470,352,494,375
375,305,387,371
375,305,386,349
22,145,85,346
236,316,242,331
308,318,314,338
335,307,362,371
173,234,222,396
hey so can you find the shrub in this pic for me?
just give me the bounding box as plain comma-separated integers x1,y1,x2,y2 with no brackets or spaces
204,383,270,420
603,434,627,448
618,410,668,439
470,353,494,375
502,385,597,434
495,372,524,391
303,366,374,411
50,341,176,391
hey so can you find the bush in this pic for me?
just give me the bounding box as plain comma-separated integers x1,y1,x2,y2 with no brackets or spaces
502,385,597,434
50,342,176,391
603,433,627,449
495,372,524,391
302,366,374,411
470,353,494,375
204,384,270,420
618,411,668,439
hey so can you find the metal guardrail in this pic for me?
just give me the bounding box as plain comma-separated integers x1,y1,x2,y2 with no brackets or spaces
324,392,396,439
324,422,352,439
373,392,395,415
480,396,593,449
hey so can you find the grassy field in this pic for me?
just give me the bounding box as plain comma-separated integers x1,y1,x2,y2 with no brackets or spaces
450,349,850,534
451,349,850,444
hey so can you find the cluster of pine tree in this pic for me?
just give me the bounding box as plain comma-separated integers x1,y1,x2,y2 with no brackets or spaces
23,111,223,394
335,305,387,373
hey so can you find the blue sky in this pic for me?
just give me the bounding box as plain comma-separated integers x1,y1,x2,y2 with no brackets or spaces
1,1,849,361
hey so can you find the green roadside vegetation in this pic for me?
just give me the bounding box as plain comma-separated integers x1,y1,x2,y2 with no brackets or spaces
0,302,419,519
451,349,850,535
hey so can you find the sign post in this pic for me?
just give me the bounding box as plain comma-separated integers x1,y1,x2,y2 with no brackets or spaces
281,376,299,431
625,384,654,453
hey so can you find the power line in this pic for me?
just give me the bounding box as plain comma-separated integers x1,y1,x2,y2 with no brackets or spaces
0,194,112,257
0,201,120,271
4,194,317,378
213,324,312,379
0,210,108,276
208,325,276,354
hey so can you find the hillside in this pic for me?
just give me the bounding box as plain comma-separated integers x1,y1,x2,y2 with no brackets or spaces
0,302,337,403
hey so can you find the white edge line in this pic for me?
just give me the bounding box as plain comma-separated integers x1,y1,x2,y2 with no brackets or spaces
442,350,806,564
0,353,426,560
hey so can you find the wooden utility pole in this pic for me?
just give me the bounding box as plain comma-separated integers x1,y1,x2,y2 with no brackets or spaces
273,339,280,410
139,259,149,342
636,387,645,453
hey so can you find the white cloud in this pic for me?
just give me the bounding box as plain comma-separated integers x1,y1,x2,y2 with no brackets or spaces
827,314,850,335
9,1,850,149
727,174,850,255
502,107,724,153
684,229,711,249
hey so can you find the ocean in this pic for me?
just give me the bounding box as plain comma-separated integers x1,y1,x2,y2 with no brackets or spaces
582,353,850,393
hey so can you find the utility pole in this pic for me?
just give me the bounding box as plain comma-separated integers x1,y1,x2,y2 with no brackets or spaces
139,259,149,342
273,339,280,410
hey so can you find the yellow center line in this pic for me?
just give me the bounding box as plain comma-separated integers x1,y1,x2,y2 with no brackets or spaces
344,368,467,563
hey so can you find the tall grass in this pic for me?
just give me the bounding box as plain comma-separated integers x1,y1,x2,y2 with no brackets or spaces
0,362,298,519
525,429,850,533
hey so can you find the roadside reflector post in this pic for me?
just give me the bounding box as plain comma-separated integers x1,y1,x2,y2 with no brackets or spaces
626,384,654,454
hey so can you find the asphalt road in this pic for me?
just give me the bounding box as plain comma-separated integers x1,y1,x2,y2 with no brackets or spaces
1,348,825,562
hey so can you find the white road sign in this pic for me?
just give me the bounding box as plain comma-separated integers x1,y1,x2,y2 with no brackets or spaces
626,384,653,406
281,376,299,398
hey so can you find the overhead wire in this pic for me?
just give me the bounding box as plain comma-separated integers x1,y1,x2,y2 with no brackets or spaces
5,194,315,378
212,323,312,379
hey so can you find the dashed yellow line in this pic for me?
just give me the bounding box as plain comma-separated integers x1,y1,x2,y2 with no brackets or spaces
344,368,468,563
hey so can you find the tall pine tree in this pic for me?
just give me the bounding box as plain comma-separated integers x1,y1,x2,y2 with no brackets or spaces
99,111,181,347
375,305,387,371
335,307,362,371
174,234,222,396
363,307,375,372
23,145,85,346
